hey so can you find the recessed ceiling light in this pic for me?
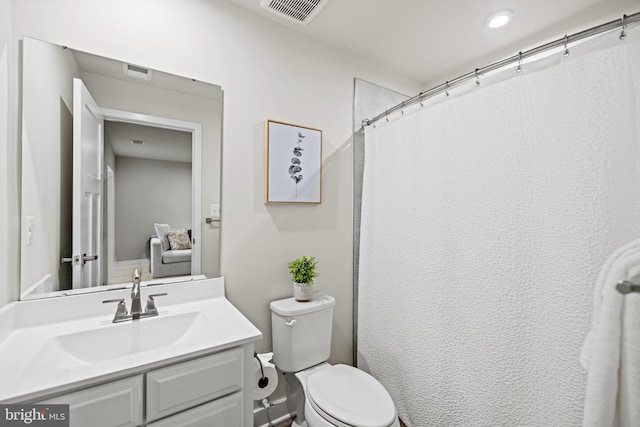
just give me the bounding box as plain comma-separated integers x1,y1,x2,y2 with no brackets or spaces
486,10,514,29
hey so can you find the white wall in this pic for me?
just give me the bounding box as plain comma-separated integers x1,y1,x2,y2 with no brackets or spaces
9,0,421,368
114,156,192,261
20,37,79,296
0,0,16,307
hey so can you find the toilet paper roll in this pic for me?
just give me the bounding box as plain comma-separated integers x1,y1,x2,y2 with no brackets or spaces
253,353,278,400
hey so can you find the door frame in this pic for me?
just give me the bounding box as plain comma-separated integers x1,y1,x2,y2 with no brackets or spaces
106,165,115,284
101,108,203,276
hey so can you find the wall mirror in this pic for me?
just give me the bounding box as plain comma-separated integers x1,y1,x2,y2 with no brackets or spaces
20,37,222,300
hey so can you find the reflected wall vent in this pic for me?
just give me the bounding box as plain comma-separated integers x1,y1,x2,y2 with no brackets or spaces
123,63,153,81
260,0,331,24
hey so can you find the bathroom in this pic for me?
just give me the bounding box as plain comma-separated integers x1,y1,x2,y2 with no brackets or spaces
1,0,639,426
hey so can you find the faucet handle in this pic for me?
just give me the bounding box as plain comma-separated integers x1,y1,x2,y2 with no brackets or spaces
145,293,168,315
103,298,128,322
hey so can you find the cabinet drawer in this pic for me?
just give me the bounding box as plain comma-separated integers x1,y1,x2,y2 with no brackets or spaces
147,391,243,427
146,348,243,422
40,376,143,427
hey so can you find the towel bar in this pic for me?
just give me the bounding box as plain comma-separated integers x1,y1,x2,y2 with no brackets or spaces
617,281,640,294
617,272,640,294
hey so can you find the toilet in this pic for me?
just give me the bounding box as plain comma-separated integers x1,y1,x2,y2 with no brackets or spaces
270,294,400,427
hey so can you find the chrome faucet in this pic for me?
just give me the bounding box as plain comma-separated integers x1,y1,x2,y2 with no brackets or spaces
130,269,143,319
102,269,167,323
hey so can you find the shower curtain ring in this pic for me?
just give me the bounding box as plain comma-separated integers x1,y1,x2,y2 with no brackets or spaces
445,81,450,97
564,35,570,56
417,92,425,107
516,52,522,73
475,69,480,86
385,110,389,122
620,14,627,40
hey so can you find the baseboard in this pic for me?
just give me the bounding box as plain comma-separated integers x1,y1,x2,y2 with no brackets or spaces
254,412,295,427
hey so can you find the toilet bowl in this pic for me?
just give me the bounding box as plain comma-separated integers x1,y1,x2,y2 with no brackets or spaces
293,363,400,427
270,295,400,427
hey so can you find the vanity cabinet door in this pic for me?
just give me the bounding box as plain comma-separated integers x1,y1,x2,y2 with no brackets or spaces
40,375,143,427
146,391,243,427
146,348,243,422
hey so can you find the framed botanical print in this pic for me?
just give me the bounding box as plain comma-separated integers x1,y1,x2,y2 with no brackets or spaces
264,120,322,204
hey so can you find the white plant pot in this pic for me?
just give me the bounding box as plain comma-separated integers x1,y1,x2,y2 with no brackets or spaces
293,282,314,302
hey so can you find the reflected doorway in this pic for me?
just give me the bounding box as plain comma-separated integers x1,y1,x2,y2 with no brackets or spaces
103,121,193,284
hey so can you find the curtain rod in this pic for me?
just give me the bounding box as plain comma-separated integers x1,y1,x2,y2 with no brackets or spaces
362,11,640,128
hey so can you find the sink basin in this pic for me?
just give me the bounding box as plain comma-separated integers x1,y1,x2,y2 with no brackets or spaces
53,311,211,363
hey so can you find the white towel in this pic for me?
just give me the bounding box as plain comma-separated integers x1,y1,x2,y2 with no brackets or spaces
582,246,640,427
618,274,640,426
581,239,640,369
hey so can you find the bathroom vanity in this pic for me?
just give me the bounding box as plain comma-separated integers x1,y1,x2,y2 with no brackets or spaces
0,277,261,427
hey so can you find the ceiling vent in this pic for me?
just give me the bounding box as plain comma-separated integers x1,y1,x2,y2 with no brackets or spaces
123,63,153,81
260,0,331,25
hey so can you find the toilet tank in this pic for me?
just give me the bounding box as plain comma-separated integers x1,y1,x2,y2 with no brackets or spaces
270,294,336,372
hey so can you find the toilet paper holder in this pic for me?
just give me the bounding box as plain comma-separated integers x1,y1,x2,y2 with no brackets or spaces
254,352,270,389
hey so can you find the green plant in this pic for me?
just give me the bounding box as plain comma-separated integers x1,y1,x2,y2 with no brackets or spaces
288,256,319,285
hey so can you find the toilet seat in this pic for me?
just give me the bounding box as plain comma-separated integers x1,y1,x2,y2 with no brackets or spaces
306,364,397,427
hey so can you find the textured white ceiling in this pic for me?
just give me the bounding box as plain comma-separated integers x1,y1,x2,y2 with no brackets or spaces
227,0,638,87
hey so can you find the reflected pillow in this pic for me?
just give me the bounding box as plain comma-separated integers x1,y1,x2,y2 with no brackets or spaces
153,223,171,251
168,228,192,250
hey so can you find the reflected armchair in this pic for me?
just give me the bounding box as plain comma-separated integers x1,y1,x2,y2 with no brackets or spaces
150,236,192,278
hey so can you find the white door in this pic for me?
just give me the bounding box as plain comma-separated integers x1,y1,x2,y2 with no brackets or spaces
72,78,104,289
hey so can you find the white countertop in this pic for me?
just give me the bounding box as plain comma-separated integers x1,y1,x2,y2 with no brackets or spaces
0,277,262,403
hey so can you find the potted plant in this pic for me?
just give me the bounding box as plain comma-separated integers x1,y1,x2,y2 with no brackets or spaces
288,256,319,302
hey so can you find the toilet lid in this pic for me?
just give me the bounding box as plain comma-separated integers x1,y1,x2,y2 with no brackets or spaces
307,364,396,427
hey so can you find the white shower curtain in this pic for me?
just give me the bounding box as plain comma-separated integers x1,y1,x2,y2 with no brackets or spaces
358,28,640,427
